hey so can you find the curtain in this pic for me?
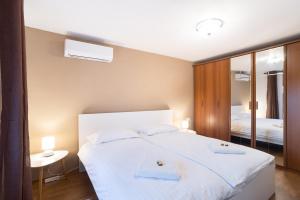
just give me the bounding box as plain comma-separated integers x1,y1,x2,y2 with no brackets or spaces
266,72,279,119
0,0,33,199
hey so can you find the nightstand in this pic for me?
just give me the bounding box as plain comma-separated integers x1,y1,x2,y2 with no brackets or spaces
31,150,68,200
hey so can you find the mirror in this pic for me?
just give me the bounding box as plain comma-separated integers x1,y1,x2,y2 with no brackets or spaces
255,46,284,166
230,54,252,147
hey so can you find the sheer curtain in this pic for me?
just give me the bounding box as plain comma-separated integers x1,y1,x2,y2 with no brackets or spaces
0,0,32,199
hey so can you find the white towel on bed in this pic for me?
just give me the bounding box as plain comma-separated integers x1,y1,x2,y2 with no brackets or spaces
209,142,246,154
135,158,181,181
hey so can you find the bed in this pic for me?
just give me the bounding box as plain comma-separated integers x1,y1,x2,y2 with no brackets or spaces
231,106,283,145
78,110,275,200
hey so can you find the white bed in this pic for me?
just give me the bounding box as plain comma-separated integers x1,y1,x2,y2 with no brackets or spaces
78,110,275,200
79,137,234,200
231,106,283,145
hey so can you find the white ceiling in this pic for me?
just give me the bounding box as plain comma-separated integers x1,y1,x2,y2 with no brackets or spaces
24,0,300,61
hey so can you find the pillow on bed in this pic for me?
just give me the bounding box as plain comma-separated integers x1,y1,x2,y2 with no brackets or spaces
87,128,140,144
137,124,178,136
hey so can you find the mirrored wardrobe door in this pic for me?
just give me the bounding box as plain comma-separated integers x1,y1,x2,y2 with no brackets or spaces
230,54,252,147
255,46,285,166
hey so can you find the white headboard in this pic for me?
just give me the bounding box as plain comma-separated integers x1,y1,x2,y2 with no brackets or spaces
78,109,173,149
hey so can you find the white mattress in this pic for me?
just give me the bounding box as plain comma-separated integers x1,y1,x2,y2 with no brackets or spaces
142,132,274,189
231,117,283,145
78,133,274,200
78,138,233,200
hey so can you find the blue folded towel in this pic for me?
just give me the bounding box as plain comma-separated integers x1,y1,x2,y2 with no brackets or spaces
209,142,246,154
135,159,181,181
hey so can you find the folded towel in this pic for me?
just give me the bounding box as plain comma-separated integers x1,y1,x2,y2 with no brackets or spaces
135,159,181,181
209,142,246,154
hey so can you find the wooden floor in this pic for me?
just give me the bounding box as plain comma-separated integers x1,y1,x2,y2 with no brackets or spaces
32,171,97,200
33,167,300,200
271,167,300,200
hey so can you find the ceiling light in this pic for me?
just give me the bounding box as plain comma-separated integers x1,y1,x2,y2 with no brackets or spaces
195,18,224,36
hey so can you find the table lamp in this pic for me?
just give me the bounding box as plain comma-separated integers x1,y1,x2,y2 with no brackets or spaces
181,118,190,130
41,136,55,157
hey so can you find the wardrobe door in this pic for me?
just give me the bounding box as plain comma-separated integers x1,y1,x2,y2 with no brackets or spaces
286,42,300,171
194,60,230,141
215,59,230,141
230,54,252,147
194,65,206,134
204,62,217,138
255,47,285,166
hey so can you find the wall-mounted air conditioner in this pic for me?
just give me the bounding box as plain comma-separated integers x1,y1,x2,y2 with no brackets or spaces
64,39,113,62
235,72,250,81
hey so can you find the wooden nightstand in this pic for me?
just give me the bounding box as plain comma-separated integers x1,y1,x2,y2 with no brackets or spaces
31,150,68,200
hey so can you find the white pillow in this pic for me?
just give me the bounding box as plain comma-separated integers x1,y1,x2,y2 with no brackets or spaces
137,124,178,136
231,105,245,114
231,114,240,120
87,128,140,144
239,112,251,119
231,112,250,120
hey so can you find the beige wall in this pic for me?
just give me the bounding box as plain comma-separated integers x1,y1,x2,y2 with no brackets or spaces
231,72,251,106
26,27,193,173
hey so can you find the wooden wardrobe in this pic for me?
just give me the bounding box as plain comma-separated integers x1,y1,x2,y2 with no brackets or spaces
194,40,300,171
286,41,300,171
194,59,230,141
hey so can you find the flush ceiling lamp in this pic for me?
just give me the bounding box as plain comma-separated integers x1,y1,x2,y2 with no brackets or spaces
196,18,224,36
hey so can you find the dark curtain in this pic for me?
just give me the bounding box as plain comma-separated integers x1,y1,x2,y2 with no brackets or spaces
266,73,279,119
0,0,32,199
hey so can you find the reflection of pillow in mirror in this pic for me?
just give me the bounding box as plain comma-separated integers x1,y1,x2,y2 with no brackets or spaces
231,112,250,120
231,114,240,120
231,106,245,114
239,112,251,119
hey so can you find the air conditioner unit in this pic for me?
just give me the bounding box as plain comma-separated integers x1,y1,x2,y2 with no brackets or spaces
64,39,113,62
235,73,250,81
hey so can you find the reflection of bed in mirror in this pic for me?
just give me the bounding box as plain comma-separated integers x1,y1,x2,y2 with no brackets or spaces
231,105,283,145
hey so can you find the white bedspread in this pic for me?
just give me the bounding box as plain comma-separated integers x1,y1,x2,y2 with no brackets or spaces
231,117,283,145
78,138,234,200
142,132,274,189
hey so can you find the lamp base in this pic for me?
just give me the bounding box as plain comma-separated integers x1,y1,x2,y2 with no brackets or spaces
42,150,54,157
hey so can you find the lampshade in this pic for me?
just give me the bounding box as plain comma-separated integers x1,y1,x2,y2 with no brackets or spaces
181,118,190,129
41,136,55,151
